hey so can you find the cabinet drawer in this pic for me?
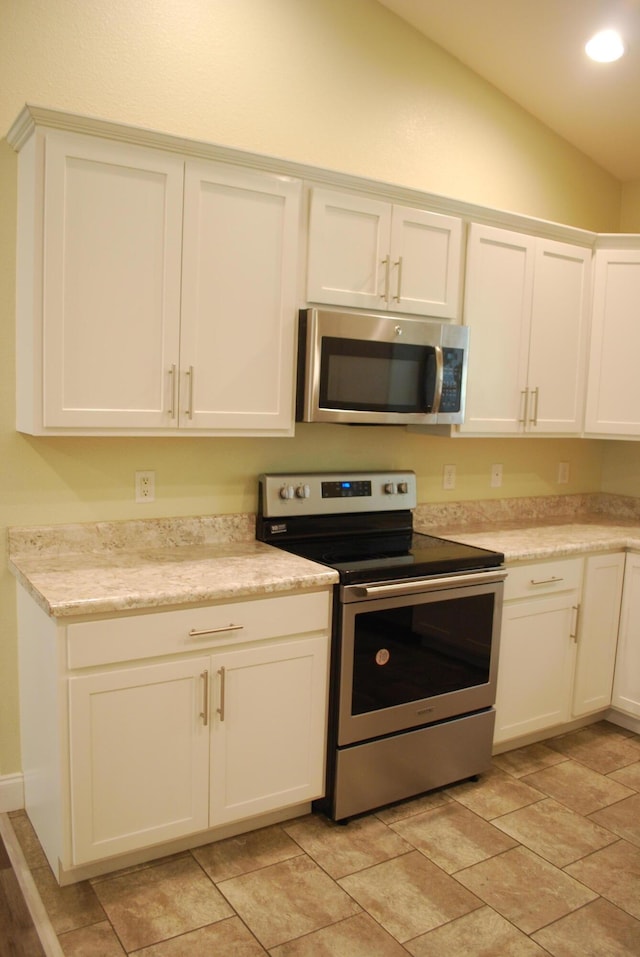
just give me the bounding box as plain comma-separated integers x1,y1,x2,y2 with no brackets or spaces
66,590,331,669
504,558,583,602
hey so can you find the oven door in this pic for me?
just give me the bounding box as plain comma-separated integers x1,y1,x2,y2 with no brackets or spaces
337,572,505,746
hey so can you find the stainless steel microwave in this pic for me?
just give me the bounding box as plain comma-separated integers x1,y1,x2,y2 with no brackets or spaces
296,308,469,426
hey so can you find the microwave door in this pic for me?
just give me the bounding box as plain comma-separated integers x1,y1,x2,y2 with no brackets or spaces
424,346,444,414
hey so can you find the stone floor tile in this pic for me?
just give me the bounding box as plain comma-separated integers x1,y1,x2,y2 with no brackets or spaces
532,897,640,956
217,854,360,950
521,759,634,815
445,766,544,819
493,797,618,866
492,742,568,778
389,801,517,873
589,793,640,847
283,811,412,879
374,788,451,824
57,919,126,956
405,904,549,956
565,839,640,919
269,912,409,956
8,811,49,870
191,824,302,882
545,723,640,774
92,854,233,952
455,845,596,934
129,916,268,955
338,849,481,942
608,761,640,790
31,865,106,936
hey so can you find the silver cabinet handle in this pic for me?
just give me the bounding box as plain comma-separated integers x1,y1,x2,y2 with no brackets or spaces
381,256,391,303
519,388,529,426
571,604,581,642
186,365,194,419
188,624,244,638
393,256,403,302
530,576,564,585
200,669,209,726
168,364,177,419
529,386,539,427
217,666,226,722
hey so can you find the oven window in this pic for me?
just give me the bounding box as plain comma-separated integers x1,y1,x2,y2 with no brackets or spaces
320,337,434,413
351,593,494,715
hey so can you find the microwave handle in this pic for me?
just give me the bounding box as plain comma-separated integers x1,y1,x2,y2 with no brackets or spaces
429,345,444,413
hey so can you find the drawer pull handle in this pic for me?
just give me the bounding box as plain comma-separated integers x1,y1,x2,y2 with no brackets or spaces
571,604,581,641
200,670,209,726
217,666,226,722
530,576,564,586
188,624,244,637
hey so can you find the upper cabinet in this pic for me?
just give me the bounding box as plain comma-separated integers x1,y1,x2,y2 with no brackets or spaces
306,188,463,318
15,126,301,436
584,242,640,437
460,224,591,435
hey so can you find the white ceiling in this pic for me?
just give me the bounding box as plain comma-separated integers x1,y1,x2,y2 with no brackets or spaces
377,0,640,182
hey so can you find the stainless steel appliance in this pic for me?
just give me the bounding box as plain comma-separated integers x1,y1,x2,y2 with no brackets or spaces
296,308,469,426
256,470,505,821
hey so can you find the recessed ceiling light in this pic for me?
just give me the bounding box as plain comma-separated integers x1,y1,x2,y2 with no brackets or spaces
585,28,625,62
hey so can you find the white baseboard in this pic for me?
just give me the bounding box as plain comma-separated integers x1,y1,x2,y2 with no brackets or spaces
0,773,24,812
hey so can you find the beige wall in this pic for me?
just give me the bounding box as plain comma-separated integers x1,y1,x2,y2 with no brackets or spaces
621,181,640,231
0,0,628,778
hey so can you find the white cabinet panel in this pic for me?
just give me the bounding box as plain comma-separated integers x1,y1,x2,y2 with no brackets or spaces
307,188,462,318
613,552,640,718
573,553,624,717
585,247,640,436
68,658,210,864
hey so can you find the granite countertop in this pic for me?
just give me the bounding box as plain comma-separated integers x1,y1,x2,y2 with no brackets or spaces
9,494,640,620
7,516,338,619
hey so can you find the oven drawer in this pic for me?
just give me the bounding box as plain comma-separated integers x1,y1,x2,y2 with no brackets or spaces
504,557,583,602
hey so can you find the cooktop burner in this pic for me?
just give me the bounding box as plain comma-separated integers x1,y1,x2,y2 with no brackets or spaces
256,471,504,584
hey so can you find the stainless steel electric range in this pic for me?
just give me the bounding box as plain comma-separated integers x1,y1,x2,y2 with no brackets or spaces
256,470,506,821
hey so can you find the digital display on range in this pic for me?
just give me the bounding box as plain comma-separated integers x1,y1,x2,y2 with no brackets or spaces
321,480,372,498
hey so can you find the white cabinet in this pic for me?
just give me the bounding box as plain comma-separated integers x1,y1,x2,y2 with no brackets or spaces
572,552,624,717
306,188,462,318
18,587,331,881
495,558,582,744
461,224,591,435
584,244,640,436
15,127,301,436
612,552,640,718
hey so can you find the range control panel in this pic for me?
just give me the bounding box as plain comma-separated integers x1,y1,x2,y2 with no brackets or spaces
259,471,417,517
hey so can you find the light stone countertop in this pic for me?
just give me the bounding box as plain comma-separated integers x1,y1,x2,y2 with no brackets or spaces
7,517,338,619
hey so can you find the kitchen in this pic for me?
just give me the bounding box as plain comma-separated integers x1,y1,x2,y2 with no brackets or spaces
1,0,640,953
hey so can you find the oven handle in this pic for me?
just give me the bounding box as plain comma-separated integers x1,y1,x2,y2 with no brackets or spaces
343,569,506,601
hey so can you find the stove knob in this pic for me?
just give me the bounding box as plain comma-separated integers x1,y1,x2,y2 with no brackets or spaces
384,482,396,494
398,481,409,494
279,484,295,500
295,484,310,499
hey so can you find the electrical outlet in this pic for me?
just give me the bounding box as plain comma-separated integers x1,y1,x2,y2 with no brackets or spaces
135,470,155,503
490,464,503,488
558,461,570,484
443,464,456,490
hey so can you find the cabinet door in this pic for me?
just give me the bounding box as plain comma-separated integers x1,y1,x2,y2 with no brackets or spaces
306,188,391,309
460,224,535,434
495,593,578,743
387,206,462,318
585,247,640,436
42,131,184,429
180,160,301,434
68,658,210,864
210,636,328,825
573,553,624,717
527,241,591,433
612,553,640,718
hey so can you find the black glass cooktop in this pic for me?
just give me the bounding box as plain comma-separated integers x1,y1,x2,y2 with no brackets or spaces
277,531,504,585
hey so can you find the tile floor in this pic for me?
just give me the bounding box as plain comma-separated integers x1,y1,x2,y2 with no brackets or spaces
9,720,640,956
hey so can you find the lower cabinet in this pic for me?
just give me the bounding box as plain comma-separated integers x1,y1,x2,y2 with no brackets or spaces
18,587,331,880
495,554,625,746
612,552,640,718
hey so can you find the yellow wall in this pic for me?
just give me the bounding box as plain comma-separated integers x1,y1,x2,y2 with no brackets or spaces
621,181,640,231
0,0,627,777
